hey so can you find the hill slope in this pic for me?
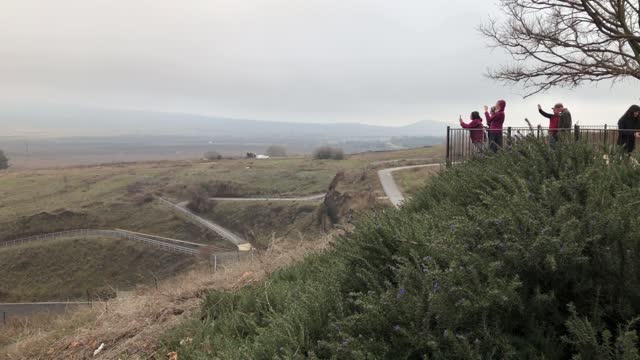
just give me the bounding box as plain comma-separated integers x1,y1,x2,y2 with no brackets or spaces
163,140,640,359
0,237,195,302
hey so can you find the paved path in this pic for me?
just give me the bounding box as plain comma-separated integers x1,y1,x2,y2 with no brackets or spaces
377,164,441,208
158,198,252,251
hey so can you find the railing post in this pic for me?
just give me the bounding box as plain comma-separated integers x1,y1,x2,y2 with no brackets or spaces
603,124,608,150
574,124,580,141
445,126,451,167
537,124,541,139
507,127,512,147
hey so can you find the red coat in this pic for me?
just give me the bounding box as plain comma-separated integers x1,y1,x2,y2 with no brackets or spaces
539,109,559,135
485,100,506,134
461,117,485,143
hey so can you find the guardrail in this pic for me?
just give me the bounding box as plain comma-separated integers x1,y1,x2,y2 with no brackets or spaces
157,197,251,251
0,229,253,267
0,229,198,255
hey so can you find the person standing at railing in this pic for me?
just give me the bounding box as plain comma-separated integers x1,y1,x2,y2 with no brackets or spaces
617,105,640,154
459,111,485,154
556,103,572,141
484,100,506,152
538,104,560,147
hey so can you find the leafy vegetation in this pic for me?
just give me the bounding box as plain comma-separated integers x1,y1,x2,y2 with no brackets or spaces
187,185,214,213
165,140,640,359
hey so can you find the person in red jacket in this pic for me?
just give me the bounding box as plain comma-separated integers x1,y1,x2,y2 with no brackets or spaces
538,104,560,147
484,100,506,152
459,111,485,154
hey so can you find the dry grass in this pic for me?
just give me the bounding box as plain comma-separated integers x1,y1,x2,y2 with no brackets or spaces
1,233,333,360
394,166,442,198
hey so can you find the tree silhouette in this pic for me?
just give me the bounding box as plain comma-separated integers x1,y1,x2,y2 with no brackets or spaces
480,0,640,96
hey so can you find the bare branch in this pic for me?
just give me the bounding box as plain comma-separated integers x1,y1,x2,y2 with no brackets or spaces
479,0,640,96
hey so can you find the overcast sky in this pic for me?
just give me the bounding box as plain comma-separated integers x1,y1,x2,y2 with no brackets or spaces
0,0,636,128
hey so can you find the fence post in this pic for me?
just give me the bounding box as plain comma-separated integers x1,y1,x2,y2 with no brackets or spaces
537,124,541,139
603,124,608,150
507,127,512,147
445,126,451,167
574,124,580,141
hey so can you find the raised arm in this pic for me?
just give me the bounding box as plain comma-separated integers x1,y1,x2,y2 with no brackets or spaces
460,118,481,129
538,108,553,119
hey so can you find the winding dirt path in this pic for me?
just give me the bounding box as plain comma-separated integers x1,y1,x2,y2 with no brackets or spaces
377,164,441,208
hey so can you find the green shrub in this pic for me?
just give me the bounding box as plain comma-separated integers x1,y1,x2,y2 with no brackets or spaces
186,185,213,213
165,139,640,359
313,147,345,160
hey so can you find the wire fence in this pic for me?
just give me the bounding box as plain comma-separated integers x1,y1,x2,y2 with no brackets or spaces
0,229,253,267
446,124,628,164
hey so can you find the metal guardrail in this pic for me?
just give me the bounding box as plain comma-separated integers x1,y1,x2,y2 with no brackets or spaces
0,229,199,255
0,229,253,266
446,125,626,164
157,197,251,251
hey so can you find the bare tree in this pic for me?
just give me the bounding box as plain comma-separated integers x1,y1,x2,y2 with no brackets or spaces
480,0,640,97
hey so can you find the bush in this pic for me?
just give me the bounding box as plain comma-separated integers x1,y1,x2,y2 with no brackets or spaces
266,145,287,158
165,140,640,359
203,151,222,161
0,150,8,169
186,186,213,213
313,146,345,160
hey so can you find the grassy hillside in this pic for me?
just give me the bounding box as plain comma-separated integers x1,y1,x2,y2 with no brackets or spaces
394,165,442,198
201,201,320,248
0,146,444,239
163,140,640,359
0,237,195,302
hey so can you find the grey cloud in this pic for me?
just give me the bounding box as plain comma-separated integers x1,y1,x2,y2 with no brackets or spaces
0,0,635,127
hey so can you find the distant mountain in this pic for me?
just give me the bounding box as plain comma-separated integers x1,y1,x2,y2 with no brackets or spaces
0,105,447,140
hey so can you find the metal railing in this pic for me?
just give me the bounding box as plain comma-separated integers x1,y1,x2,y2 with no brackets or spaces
156,197,251,251
446,124,627,164
0,229,253,266
0,229,198,255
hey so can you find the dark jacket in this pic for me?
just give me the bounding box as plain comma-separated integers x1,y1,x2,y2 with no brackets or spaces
461,117,485,143
559,109,572,130
485,100,506,134
539,109,560,135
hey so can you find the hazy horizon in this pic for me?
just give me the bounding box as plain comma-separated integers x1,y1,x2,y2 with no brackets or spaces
1,0,636,131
